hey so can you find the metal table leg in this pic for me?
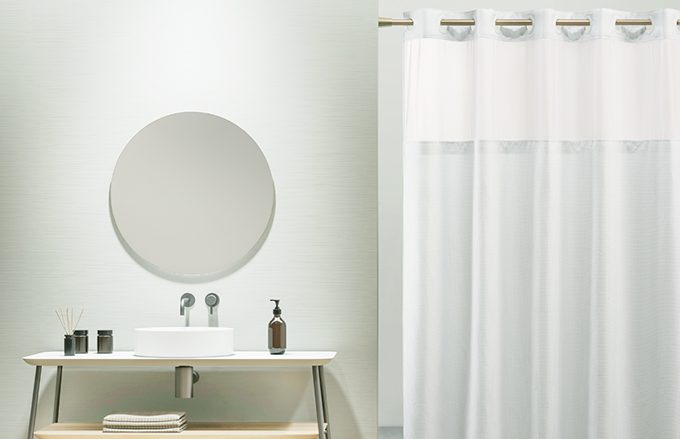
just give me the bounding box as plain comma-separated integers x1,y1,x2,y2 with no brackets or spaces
27,366,42,439
312,366,326,439
53,366,63,423
318,366,331,439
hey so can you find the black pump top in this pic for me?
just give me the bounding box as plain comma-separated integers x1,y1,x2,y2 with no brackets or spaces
270,299,282,316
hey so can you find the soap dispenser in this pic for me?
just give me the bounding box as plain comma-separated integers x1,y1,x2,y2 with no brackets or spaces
268,299,286,355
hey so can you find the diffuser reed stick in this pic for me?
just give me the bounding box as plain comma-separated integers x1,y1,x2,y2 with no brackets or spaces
55,307,83,335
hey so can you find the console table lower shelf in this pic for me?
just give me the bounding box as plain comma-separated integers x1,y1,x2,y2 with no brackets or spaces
23,351,336,439
35,422,327,439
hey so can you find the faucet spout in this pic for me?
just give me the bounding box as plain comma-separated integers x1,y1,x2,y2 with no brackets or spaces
179,293,195,327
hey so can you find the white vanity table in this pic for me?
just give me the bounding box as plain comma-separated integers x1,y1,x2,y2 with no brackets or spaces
23,351,335,439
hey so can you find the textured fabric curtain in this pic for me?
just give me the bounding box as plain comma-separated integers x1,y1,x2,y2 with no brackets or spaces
403,9,680,439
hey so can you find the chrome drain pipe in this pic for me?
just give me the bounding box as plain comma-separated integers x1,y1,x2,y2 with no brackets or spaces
175,366,199,398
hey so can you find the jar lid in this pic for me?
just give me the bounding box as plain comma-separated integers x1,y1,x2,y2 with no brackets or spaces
74,329,88,336
98,330,113,336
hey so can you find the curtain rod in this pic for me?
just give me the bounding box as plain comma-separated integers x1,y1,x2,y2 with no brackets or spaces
378,17,677,28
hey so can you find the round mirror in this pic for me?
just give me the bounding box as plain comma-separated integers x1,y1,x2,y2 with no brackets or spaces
110,112,275,281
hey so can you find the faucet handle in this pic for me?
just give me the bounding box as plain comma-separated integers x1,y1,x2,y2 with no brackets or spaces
180,293,195,315
205,293,220,313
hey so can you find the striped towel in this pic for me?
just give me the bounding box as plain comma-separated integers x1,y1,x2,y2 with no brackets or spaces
102,412,186,433
104,412,186,423
103,425,186,433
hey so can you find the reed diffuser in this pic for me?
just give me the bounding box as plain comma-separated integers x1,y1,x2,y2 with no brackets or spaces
56,308,83,356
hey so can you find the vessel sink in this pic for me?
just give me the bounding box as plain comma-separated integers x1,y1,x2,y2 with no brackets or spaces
134,327,234,358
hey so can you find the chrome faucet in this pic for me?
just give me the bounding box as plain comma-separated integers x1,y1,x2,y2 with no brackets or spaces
179,293,195,327
205,293,220,327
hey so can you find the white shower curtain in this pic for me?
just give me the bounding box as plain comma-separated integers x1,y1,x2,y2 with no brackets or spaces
403,9,680,439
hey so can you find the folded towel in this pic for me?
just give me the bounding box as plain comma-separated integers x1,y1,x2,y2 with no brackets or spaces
103,412,186,423
103,424,187,433
102,412,187,433
103,420,186,429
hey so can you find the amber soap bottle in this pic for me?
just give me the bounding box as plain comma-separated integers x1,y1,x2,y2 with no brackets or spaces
268,299,287,355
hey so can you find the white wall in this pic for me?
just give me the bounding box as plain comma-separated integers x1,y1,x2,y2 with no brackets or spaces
0,1,377,438
378,0,680,427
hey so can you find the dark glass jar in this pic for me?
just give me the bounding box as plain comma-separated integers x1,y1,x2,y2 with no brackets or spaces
74,329,88,354
64,334,75,356
97,330,113,354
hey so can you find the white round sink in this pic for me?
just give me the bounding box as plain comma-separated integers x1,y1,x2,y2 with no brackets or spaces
134,327,234,358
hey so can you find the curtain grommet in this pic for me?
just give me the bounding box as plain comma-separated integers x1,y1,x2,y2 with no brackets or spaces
561,25,587,40
499,24,528,39
445,25,473,40
619,24,648,40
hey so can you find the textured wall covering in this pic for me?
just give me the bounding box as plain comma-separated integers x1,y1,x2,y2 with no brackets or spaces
0,1,376,438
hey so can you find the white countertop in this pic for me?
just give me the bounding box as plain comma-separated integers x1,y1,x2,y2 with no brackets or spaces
23,351,336,367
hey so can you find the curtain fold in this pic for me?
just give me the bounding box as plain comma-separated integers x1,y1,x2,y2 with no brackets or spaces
403,9,680,439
